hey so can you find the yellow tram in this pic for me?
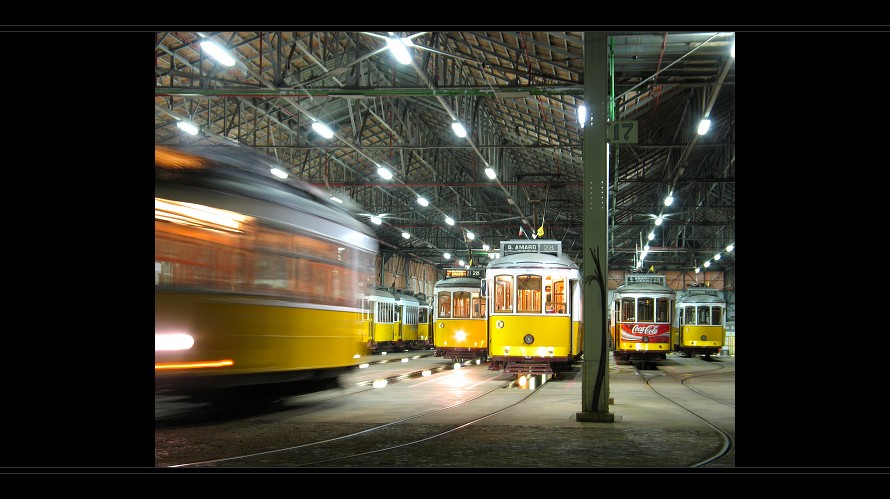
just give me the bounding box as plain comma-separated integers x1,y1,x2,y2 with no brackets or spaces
671,285,726,359
433,268,487,363
485,240,583,375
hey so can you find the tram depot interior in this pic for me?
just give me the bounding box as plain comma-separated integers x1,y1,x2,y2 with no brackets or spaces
154,31,735,322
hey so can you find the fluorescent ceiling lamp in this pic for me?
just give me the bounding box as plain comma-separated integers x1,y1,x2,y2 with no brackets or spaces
482,244,490,251
704,261,711,268
270,168,288,179
647,232,655,241
376,165,393,180
458,260,465,266
176,121,199,136
655,215,663,226
370,215,382,225
330,196,343,203
726,243,734,252
386,37,413,65
311,122,334,139
445,216,455,226
577,104,587,128
695,267,701,273
466,231,475,240
451,122,467,138
664,194,674,207
443,252,450,259
697,118,711,135
402,231,410,239
199,40,236,67
484,167,496,179
714,254,722,261
417,196,429,207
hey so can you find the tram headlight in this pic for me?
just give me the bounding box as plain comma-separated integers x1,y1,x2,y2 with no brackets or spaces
155,333,194,351
438,322,444,328
700,335,707,341
523,334,534,345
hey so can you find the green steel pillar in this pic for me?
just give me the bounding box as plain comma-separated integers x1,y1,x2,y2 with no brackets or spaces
576,32,614,422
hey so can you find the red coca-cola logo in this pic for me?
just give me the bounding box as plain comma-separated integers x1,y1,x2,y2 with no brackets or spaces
631,324,660,335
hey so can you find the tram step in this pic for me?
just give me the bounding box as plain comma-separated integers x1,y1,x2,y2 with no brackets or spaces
504,362,553,375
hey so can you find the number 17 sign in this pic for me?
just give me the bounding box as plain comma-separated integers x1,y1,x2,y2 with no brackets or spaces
606,121,638,143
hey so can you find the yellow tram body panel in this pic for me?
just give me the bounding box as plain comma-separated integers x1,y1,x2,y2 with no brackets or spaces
417,322,432,342
672,324,724,350
434,318,487,351
401,323,419,342
155,293,366,378
370,321,397,343
489,315,580,359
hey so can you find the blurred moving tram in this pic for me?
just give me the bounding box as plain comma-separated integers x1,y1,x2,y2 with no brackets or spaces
154,144,378,400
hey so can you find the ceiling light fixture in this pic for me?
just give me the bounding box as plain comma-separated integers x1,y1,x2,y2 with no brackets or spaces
417,196,429,207
451,122,467,138
176,121,199,136
311,122,334,139
577,104,587,128
377,165,393,180
270,168,288,179
445,216,455,226
370,215,382,225
485,167,496,179
199,40,236,67
386,37,413,65
697,118,711,135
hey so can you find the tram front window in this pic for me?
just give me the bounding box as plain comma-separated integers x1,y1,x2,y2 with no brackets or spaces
621,297,635,321
638,298,654,322
517,274,542,313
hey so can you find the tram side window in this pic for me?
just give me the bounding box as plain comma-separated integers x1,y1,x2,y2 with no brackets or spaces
454,291,471,318
438,292,451,318
711,306,723,326
638,298,654,322
494,275,513,312
697,306,710,325
621,297,635,321
418,307,428,323
517,274,542,313
472,297,487,318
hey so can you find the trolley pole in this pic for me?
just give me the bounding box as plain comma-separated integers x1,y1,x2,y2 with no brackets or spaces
577,31,614,422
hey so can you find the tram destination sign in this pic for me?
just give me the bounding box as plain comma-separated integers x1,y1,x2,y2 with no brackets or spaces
500,240,561,256
445,268,483,278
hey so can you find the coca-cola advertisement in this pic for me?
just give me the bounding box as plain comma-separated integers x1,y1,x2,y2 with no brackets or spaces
619,323,670,343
